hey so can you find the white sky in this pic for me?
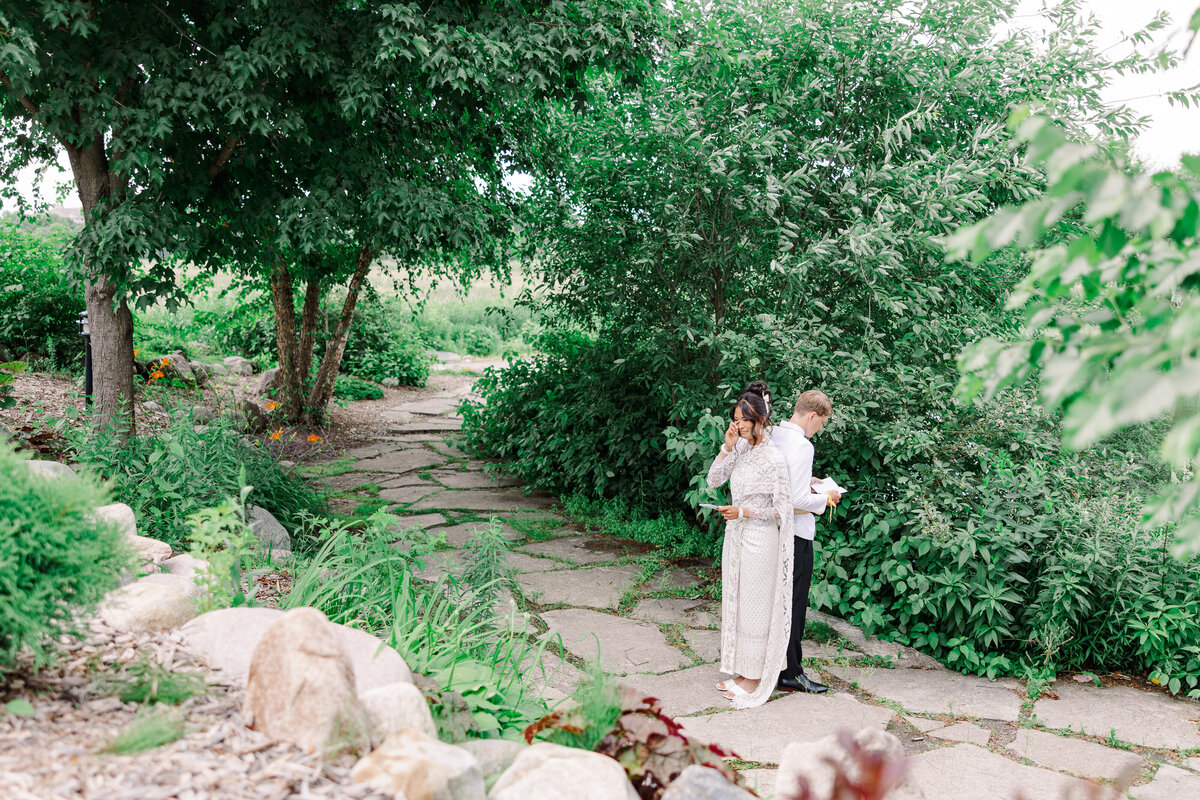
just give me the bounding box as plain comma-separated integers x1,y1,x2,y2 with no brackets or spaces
5,0,1198,211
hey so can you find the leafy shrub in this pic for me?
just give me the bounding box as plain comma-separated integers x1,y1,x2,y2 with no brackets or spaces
68,412,328,551
0,225,82,369
460,517,517,611
412,290,534,357
333,374,384,401
188,484,259,611
339,295,431,387
0,446,131,669
460,331,676,507
0,360,26,410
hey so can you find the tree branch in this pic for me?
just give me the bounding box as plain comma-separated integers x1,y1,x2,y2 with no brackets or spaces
207,136,241,178
0,71,41,117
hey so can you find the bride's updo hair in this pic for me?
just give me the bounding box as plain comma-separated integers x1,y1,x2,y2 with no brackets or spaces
732,380,772,443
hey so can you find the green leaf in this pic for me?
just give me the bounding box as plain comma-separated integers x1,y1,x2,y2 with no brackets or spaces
5,699,35,717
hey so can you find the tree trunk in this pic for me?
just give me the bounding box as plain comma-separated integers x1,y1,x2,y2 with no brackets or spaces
305,244,375,424
297,279,321,387
67,137,136,437
269,261,305,421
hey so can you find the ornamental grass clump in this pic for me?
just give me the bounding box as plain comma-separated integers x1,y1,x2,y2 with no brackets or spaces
0,446,132,670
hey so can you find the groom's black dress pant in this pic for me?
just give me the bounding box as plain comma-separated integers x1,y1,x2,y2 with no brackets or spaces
782,536,814,679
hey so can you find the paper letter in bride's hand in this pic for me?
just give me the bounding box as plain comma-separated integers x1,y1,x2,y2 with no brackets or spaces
811,478,848,495
699,503,720,510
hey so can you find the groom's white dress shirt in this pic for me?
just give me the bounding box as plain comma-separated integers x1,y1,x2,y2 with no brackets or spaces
769,421,829,541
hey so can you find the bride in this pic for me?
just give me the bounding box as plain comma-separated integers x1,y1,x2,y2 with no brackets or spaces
706,381,794,709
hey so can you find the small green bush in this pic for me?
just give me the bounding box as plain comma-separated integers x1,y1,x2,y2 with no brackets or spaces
333,374,384,401
0,446,132,669
340,296,431,387
69,412,328,551
0,225,83,369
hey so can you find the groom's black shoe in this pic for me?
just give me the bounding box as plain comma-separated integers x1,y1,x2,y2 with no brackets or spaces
777,672,828,694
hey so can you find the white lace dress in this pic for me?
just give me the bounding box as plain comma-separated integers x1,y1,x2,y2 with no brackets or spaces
706,436,794,709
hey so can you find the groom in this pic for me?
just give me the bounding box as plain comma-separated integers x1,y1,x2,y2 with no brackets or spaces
769,389,839,694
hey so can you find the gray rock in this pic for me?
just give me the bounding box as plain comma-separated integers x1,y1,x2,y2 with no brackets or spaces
907,743,1090,800
247,505,292,557
235,399,270,434
355,447,449,475
165,352,197,383
178,607,413,693
353,729,484,799
679,692,893,764
360,681,437,742
205,361,230,377
1131,764,1200,800
90,502,137,537
142,400,167,414
661,765,756,800
243,607,370,755
459,739,525,789
98,577,197,633
630,598,718,628
381,377,400,388
825,665,1023,721
190,362,211,383
191,405,216,425
926,721,990,746
1006,727,1142,781
409,488,558,513
807,610,942,670
684,629,720,663
541,608,689,676
162,554,209,582
433,350,462,363
489,742,637,800
25,459,75,480
515,564,641,610
1032,682,1200,749
127,534,173,564
140,572,201,600
518,536,640,565
256,366,280,395
223,355,255,375
777,727,922,800
620,664,729,718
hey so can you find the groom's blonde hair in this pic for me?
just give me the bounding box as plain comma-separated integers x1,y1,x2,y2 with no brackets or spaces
794,389,832,417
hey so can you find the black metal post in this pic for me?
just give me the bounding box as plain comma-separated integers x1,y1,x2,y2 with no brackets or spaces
79,311,92,407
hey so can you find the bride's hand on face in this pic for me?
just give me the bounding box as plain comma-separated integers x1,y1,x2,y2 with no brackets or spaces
724,420,740,450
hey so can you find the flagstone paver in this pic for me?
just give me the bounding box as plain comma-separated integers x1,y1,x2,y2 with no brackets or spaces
740,768,776,798
825,665,1024,721
802,640,863,660
354,448,448,474
388,513,447,534
907,744,1090,800
642,568,701,592
683,629,720,663
630,598,718,628
408,488,559,512
1006,727,1143,781
387,418,463,433
379,483,441,505
435,521,524,547
1131,764,1200,800
515,564,641,610
1032,683,1200,749
505,552,571,573
391,397,462,415
541,609,689,676
522,651,587,702
678,691,891,764
927,721,990,746
905,715,945,733
1187,756,1200,772
428,469,522,489
518,535,644,565
620,664,728,717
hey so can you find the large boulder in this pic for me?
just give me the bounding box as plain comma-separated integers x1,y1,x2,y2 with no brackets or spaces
360,681,437,742
98,577,198,634
162,554,209,582
661,765,757,800
247,505,292,558
25,460,75,480
223,355,256,375
163,352,198,383
257,366,280,396
140,571,202,600
127,534,173,564
205,361,231,377
178,607,413,692
776,728,922,800
489,743,638,800
242,607,371,755
353,729,485,800
458,739,525,789
90,502,137,537
234,399,270,434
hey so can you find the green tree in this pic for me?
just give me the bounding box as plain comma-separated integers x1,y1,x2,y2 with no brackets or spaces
947,9,1200,555
0,0,659,431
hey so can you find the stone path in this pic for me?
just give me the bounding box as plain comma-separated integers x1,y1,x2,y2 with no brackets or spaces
323,375,1200,800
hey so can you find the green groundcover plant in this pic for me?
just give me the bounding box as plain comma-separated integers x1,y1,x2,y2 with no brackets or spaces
333,375,384,402
69,412,328,552
0,224,82,369
0,446,132,669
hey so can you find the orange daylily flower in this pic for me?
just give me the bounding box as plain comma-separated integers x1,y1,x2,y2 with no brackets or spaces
266,401,281,411
306,434,322,443
133,348,140,357
149,370,165,381
160,357,171,366
269,429,283,441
